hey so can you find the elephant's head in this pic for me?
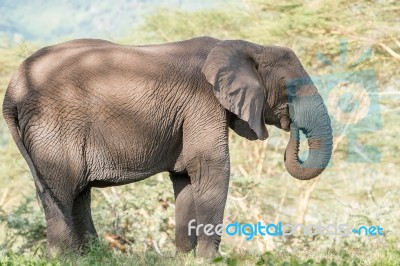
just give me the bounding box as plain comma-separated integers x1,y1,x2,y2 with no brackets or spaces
202,40,332,180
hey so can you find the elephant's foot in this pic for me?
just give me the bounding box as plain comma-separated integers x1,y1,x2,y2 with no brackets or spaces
196,241,221,258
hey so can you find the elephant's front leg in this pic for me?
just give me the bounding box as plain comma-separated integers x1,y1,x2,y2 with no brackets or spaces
169,172,197,253
181,100,230,257
186,155,230,258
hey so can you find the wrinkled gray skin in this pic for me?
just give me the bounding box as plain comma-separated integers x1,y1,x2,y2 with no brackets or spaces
2,37,332,257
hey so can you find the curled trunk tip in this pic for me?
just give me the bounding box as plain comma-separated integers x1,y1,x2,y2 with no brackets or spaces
284,124,332,180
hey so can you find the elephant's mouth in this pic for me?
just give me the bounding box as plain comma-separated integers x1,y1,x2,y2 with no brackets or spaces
264,114,290,132
279,116,290,132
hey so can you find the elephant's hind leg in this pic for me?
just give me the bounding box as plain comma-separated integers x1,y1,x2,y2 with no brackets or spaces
71,187,98,251
37,183,76,255
38,175,93,255
29,136,90,254
170,172,197,253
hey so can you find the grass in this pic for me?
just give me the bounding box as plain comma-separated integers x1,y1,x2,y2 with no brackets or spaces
1,240,399,265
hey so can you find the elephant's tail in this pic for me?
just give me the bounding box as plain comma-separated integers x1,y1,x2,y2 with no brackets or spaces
2,73,44,194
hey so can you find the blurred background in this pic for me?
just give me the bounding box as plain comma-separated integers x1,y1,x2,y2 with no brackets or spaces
0,0,399,264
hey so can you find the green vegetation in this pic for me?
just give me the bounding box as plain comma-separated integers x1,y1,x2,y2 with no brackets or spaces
1,0,399,265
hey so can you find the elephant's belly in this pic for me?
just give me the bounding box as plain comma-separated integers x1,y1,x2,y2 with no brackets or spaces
86,153,171,186
88,170,156,187
85,128,182,186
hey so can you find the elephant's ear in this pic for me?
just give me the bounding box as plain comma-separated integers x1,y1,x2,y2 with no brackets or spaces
202,40,268,140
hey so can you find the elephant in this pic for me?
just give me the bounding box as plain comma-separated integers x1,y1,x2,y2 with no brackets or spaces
2,36,332,257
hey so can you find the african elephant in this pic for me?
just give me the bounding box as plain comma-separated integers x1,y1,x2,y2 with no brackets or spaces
2,36,332,257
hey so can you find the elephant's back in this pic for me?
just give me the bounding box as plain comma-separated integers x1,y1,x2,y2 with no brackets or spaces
20,39,122,88
18,37,218,94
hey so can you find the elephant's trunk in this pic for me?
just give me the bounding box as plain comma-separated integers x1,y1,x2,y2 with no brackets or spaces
284,86,333,180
